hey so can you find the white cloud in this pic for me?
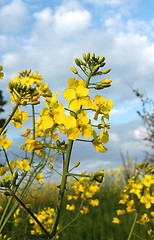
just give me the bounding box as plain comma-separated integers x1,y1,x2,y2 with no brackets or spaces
134,126,147,140
0,0,28,34
110,133,120,142
54,7,91,36
34,7,53,27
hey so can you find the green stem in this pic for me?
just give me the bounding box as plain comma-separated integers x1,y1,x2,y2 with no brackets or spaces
0,104,36,232
127,212,138,240
0,100,21,135
50,140,74,237
2,148,13,174
67,173,90,178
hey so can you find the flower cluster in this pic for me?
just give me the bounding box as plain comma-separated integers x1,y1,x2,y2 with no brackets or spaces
113,161,154,237
66,176,100,215
29,207,59,238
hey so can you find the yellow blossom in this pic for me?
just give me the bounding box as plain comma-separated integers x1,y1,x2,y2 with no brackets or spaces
66,204,75,212
112,217,122,224
16,159,30,171
80,206,89,215
89,199,99,207
36,173,44,184
116,210,125,216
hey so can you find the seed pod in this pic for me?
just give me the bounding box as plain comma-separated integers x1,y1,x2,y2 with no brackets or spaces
75,58,81,66
94,85,104,90
102,68,111,74
93,65,99,73
98,56,105,64
71,66,78,74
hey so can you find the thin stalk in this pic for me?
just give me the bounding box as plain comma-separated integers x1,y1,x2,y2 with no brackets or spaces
67,173,90,178
0,104,36,232
0,100,21,135
50,140,74,237
11,191,50,238
3,148,13,174
127,212,138,240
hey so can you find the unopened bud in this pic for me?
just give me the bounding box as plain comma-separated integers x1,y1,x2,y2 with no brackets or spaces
98,56,105,64
48,163,53,169
0,65,3,71
81,66,86,72
94,170,104,183
102,68,111,74
74,161,80,168
71,66,78,74
101,78,112,84
83,53,86,61
91,53,95,59
93,65,99,73
75,58,81,66
86,53,90,62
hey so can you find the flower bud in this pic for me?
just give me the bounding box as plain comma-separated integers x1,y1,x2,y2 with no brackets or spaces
74,161,80,168
0,65,3,71
83,53,86,61
81,66,86,72
93,65,99,73
98,56,105,64
91,53,95,59
48,163,53,169
102,68,111,74
86,53,90,62
75,58,81,66
101,78,112,84
94,170,104,183
71,66,78,74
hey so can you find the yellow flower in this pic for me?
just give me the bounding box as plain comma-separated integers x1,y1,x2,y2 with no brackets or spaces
89,199,99,207
24,138,43,152
137,213,150,225
20,128,30,137
0,206,3,212
36,173,44,184
140,192,154,209
91,95,113,120
9,160,16,170
17,159,30,171
130,182,143,199
0,132,12,150
66,204,75,212
10,108,28,128
64,113,93,140
80,206,89,215
63,78,90,111
112,217,122,224
141,175,154,188
116,210,125,216
0,65,4,80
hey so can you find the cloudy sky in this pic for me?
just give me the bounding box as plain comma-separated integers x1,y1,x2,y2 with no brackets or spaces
0,0,154,173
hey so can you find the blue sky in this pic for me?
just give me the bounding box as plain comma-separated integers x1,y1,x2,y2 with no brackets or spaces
0,0,154,173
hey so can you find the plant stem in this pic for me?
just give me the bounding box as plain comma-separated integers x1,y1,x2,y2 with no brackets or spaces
50,140,74,237
127,212,138,240
11,191,51,238
0,100,21,135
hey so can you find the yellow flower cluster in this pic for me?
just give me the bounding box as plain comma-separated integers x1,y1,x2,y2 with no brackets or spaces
29,207,59,238
66,176,100,215
113,162,154,228
0,65,4,80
